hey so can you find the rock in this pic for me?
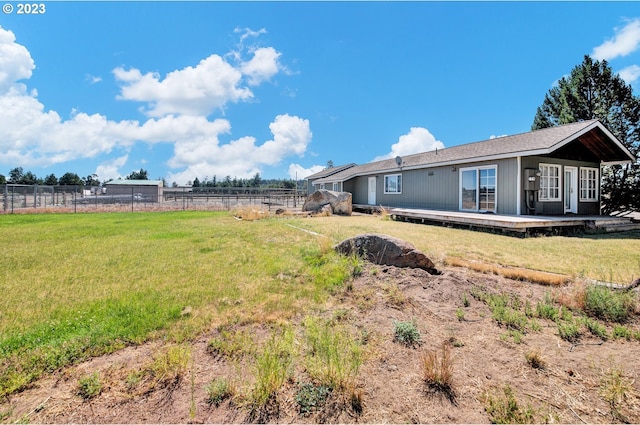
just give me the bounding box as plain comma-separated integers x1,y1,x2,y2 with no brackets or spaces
302,189,352,215
334,233,438,274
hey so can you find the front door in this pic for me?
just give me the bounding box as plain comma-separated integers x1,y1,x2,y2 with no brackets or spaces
368,177,376,205
564,166,578,214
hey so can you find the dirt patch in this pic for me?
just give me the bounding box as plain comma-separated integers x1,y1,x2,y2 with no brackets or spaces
2,265,639,423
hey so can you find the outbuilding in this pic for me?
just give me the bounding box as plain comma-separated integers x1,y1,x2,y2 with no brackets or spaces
104,180,163,202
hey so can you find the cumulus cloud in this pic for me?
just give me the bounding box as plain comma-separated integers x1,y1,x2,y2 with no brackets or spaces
0,27,35,93
95,155,128,182
165,114,312,184
618,64,640,85
288,163,324,180
592,18,640,61
373,127,445,162
0,25,311,185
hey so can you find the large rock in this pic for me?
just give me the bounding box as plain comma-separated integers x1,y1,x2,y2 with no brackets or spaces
303,189,352,215
334,233,438,274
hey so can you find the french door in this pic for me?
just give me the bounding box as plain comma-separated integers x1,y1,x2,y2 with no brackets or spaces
460,166,496,212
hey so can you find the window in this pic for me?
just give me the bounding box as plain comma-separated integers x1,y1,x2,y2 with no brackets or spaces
580,167,598,201
460,166,496,212
539,164,561,201
384,174,402,194
332,182,340,192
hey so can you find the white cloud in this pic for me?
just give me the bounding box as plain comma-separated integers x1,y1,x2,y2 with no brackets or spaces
113,54,254,118
0,25,310,185
618,64,640,85
592,18,640,61
489,134,507,139
373,127,445,162
86,74,102,84
288,163,324,180
95,155,128,182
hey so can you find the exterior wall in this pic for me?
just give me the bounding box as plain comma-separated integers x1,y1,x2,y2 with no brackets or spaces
346,157,519,214
106,184,161,202
520,156,601,215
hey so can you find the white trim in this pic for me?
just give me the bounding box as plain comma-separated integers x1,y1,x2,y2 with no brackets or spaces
383,174,402,194
538,163,562,202
459,165,497,213
579,167,599,202
516,156,521,215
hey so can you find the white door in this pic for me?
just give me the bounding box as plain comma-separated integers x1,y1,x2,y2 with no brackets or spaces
368,177,376,205
564,166,578,214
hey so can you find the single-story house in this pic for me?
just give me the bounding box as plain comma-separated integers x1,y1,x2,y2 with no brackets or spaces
313,120,636,216
104,179,164,202
305,163,357,194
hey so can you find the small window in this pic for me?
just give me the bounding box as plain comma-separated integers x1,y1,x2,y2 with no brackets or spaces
384,174,402,194
332,182,340,192
539,164,561,201
580,167,598,201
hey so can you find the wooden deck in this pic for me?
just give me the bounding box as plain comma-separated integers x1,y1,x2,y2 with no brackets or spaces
353,204,640,234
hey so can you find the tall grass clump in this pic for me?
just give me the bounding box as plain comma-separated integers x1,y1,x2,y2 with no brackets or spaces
421,342,455,401
483,385,537,424
302,317,362,392
584,285,636,323
249,326,296,410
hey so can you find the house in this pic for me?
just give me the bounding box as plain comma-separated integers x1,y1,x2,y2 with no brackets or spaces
104,179,164,202
313,120,635,216
305,163,357,194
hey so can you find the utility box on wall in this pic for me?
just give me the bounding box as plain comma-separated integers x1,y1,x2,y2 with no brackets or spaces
523,169,541,191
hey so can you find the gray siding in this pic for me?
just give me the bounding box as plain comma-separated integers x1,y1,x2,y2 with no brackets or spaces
346,157,519,213
520,156,601,215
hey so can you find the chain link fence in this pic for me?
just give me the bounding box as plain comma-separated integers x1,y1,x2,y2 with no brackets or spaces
2,184,307,214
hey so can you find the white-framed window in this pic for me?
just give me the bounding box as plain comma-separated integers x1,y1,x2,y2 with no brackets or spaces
384,174,402,194
580,167,598,201
332,182,340,192
539,164,561,201
460,165,497,212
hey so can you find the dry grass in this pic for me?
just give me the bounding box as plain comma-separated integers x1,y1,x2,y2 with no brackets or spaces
420,342,455,402
232,206,271,221
445,257,571,286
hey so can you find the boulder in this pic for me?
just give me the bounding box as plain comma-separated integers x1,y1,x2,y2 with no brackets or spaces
302,189,352,215
334,233,438,274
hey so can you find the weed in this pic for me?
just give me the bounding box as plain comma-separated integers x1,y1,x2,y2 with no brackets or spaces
557,320,581,342
207,327,255,360
303,317,362,391
77,372,102,400
421,343,455,402
383,283,407,307
524,350,545,369
462,293,470,307
295,382,332,415
125,370,143,390
501,330,525,344
584,317,609,340
250,326,296,409
535,293,558,321
393,320,421,347
483,385,537,424
455,308,465,322
600,364,633,422
206,377,233,407
149,345,191,386
584,285,636,323
612,325,632,340
348,385,364,415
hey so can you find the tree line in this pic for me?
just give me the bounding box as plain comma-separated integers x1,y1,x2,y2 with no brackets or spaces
0,167,300,190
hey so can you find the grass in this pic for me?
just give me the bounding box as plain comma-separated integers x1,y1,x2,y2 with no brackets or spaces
0,211,356,399
483,385,538,424
205,377,234,407
77,372,102,400
1,212,638,401
420,342,455,401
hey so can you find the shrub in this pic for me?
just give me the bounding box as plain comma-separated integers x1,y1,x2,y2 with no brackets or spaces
149,345,191,385
421,343,455,401
584,285,636,323
584,317,609,340
77,372,102,400
295,383,331,415
483,385,537,424
612,325,632,340
206,377,233,407
393,320,421,347
557,320,581,342
524,350,545,369
600,365,633,422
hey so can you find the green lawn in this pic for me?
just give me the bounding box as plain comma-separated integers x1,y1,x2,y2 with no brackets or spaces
1,211,638,398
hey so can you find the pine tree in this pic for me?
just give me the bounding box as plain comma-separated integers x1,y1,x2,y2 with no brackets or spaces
532,55,640,214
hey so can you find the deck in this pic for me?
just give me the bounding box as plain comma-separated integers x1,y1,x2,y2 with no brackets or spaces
353,204,640,235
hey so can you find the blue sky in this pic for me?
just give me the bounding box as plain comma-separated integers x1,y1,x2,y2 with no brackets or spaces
1,1,640,185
